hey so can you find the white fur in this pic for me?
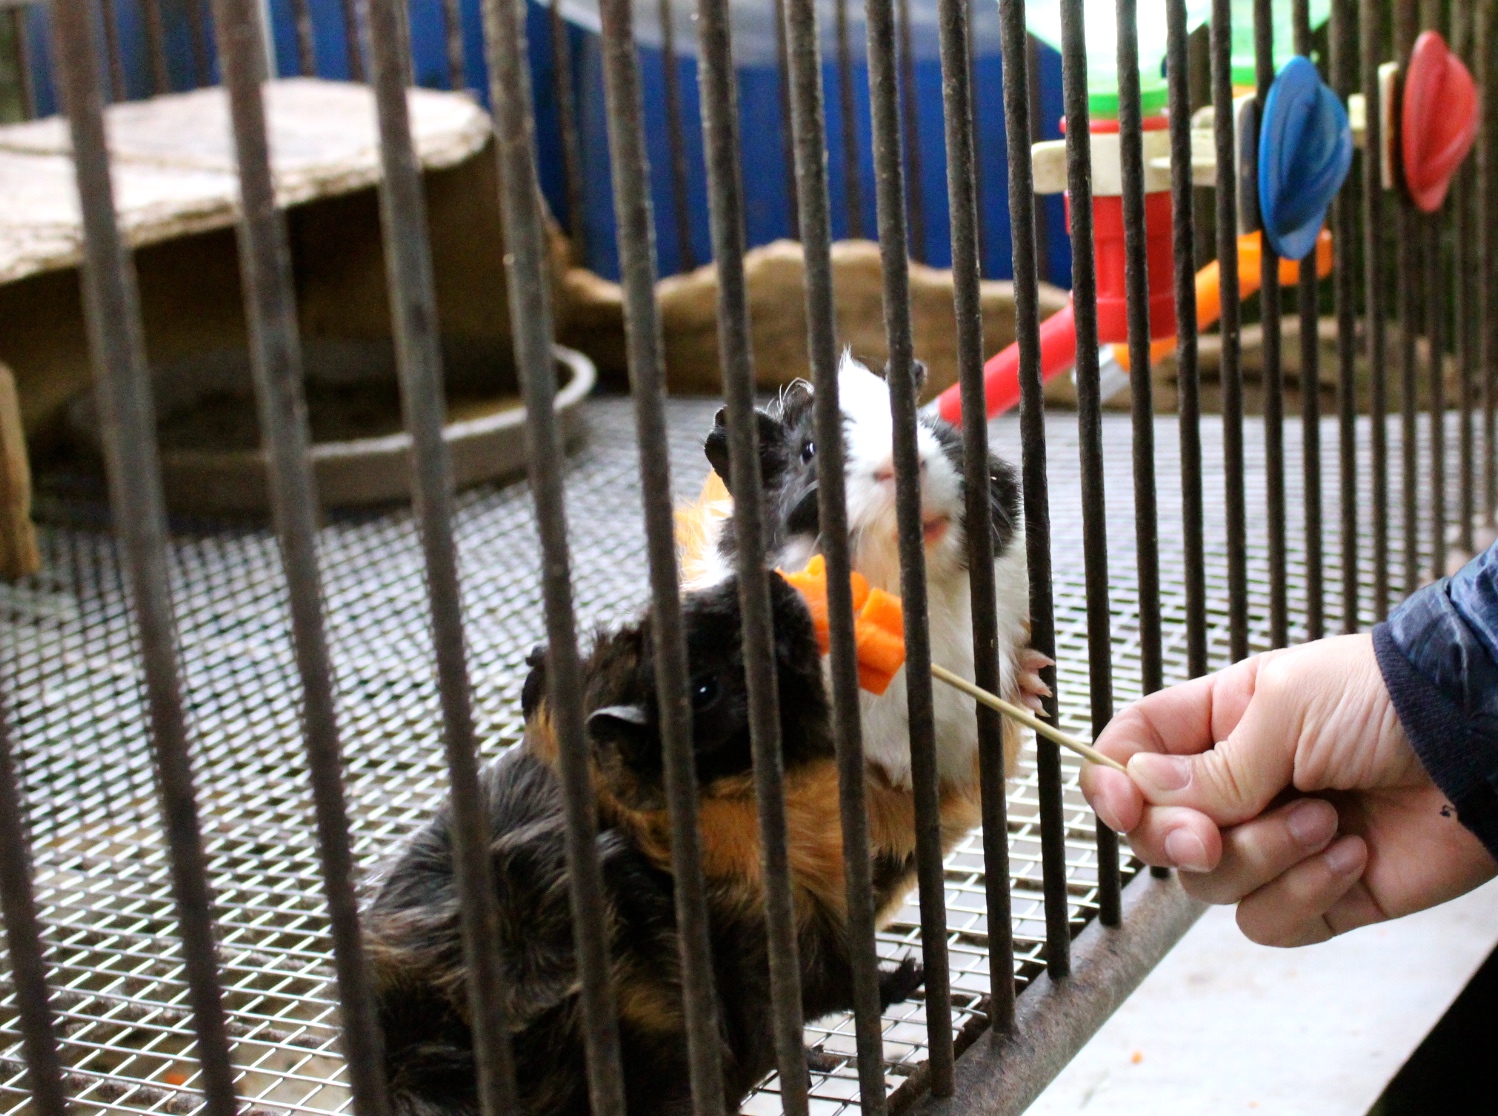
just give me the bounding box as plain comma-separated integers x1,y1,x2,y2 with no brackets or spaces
834,353,1029,788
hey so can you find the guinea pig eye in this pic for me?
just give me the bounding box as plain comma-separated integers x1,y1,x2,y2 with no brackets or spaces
690,675,720,710
800,441,815,464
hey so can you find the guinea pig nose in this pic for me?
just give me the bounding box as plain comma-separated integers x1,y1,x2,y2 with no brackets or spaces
874,461,895,483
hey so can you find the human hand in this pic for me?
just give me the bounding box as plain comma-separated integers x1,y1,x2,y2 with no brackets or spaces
1081,635,1496,946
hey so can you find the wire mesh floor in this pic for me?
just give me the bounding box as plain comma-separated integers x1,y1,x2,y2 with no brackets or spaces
0,395,1471,1116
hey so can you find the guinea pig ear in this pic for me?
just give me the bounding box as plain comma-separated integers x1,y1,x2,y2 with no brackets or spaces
882,358,928,397
704,408,732,489
704,407,790,493
587,704,653,765
521,644,548,721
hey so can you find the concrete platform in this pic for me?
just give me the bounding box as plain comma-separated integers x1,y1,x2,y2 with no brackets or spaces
1026,878,1498,1115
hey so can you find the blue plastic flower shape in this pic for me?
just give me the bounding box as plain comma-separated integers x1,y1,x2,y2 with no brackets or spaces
1257,55,1353,261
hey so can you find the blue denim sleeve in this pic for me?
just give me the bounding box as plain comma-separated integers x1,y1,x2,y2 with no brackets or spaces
1372,540,1498,859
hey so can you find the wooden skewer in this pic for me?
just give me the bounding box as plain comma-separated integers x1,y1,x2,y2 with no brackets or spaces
929,663,1129,774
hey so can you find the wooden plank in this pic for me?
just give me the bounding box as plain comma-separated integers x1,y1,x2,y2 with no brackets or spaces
0,364,38,580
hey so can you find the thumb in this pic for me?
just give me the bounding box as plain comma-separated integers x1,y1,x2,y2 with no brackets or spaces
1125,694,1297,826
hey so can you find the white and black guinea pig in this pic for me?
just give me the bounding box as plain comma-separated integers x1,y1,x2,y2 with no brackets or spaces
696,353,1050,863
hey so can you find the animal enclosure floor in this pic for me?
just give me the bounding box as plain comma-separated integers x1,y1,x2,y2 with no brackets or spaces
0,397,1470,1116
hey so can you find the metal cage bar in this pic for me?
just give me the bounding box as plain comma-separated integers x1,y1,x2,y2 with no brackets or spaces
694,0,816,1109
863,0,956,1089
7,4,36,119
1455,0,1476,559
208,2,391,1114
1332,0,1359,633
1212,0,1249,661
1059,0,1121,938
660,0,697,272
1482,0,1498,531
550,0,588,260
781,0,891,1105
49,5,240,1115
1362,0,1390,617
290,0,317,77
442,0,466,89
898,0,926,261
772,0,799,241
142,0,171,92
1395,0,1420,596
1255,0,1289,649
482,0,627,1111
594,0,729,1108
1294,0,1325,641
1167,0,1208,675
836,0,864,238
1422,0,1447,581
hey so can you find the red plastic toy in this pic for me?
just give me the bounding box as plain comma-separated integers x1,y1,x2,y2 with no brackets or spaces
1402,30,1478,213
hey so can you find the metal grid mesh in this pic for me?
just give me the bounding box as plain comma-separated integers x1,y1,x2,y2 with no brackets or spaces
0,395,1463,1116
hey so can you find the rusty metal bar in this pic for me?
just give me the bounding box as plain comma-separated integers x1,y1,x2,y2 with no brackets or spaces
1059,0,1117,941
837,0,864,237
865,0,955,1089
898,0,926,260
210,1,394,1113
1212,0,1248,660
1395,1,1420,596
660,0,697,272
1331,0,1358,631
1362,0,1388,616
780,0,890,1104
1255,0,1288,648
947,0,1017,1037
1168,0,1207,674
1116,0,1162,698
50,4,239,1113
0,712,67,1116
480,0,625,1109
550,0,588,260
595,0,728,1108
694,0,814,1108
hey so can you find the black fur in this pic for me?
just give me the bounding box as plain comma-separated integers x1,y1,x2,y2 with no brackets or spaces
365,574,922,1115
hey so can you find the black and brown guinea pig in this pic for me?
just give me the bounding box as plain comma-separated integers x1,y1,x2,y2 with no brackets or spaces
682,351,1051,923
362,571,923,1116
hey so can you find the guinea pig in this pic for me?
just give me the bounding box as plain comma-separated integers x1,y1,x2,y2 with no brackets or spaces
693,352,1050,922
363,571,923,1116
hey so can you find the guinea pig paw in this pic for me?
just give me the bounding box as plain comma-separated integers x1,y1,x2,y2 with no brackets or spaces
878,956,926,1009
1016,649,1054,713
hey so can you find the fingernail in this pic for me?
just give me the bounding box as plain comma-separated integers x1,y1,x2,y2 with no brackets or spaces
1130,753,1192,793
1324,838,1363,875
1164,828,1210,872
1286,799,1336,848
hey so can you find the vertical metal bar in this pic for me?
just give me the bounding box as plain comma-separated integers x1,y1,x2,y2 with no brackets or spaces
693,0,813,1109
1362,0,1388,617
1059,0,1117,944
1026,33,1049,281
782,0,890,1101
342,0,364,81
773,0,799,240
187,0,211,86
1481,0,1497,529
837,0,864,238
49,5,239,1114
1395,1,1420,596
100,0,127,102
207,4,392,1114
1293,0,1324,640
481,0,625,1110
864,0,955,1090
1255,0,1288,648
660,0,697,272
1117,0,1162,699
782,0,890,1099
1455,0,1475,557
898,0,926,261
1213,0,1249,660
595,0,728,1110
290,0,317,76
1332,0,1359,632
950,0,1016,1037
1167,0,1207,676
9,6,37,119
0,713,67,1116
442,0,466,88
550,0,588,262
141,0,170,92
1422,0,1446,582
